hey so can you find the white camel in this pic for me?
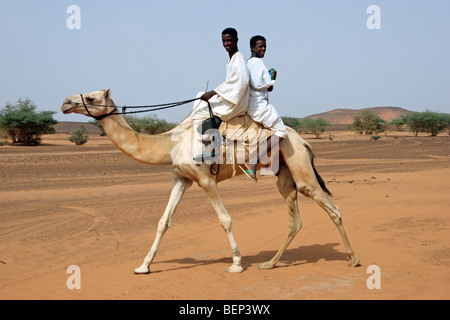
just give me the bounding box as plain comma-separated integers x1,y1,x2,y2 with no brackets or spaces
61,89,360,274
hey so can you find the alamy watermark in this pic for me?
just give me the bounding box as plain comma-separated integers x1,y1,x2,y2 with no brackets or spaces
367,5,381,30
66,5,81,30
366,264,381,289
66,265,81,289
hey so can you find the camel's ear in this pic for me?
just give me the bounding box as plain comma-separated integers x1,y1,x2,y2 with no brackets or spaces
103,89,111,99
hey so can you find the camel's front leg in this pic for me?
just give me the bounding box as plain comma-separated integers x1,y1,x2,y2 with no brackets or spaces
200,179,243,273
134,177,192,274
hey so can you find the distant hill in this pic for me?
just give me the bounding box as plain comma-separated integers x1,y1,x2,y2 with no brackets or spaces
55,106,415,134
54,122,101,135
305,106,414,125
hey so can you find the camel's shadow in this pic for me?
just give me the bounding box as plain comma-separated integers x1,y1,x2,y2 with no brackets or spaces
150,242,350,273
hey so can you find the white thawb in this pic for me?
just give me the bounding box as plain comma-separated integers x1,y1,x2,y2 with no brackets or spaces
191,51,250,160
191,51,249,122
247,57,287,138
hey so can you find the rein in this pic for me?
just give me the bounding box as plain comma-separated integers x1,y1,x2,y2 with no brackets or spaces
78,93,221,175
79,94,201,121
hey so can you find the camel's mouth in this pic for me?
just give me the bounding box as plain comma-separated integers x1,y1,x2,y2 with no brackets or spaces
61,103,75,114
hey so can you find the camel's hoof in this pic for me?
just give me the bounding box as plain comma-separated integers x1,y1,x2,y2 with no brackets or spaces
226,265,244,273
347,255,360,267
134,266,150,274
258,261,275,270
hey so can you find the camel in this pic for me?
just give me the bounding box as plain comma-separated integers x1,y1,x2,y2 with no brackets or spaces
61,89,360,274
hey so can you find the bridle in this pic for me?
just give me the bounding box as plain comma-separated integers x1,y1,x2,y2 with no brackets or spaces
78,94,201,121
79,94,118,121
77,93,221,175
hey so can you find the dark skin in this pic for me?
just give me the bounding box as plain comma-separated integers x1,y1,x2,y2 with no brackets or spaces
200,34,239,102
251,40,276,91
243,39,283,181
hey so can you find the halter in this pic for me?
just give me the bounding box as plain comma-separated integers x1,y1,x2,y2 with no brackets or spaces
79,94,118,121
78,94,200,121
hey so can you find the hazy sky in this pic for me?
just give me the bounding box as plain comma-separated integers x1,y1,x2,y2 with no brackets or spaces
0,0,449,123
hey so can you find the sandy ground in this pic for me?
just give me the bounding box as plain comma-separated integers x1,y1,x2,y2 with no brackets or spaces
0,130,449,300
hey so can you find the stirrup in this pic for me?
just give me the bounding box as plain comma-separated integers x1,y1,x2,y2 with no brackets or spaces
193,152,217,163
239,165,258,183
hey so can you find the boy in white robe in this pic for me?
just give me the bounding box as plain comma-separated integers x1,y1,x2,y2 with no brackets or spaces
191,28,249,163
239,35,287,182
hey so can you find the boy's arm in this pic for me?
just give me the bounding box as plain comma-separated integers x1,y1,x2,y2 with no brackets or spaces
200,90,217,101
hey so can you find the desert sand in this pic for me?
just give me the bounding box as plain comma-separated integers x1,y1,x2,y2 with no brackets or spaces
0,128,449,300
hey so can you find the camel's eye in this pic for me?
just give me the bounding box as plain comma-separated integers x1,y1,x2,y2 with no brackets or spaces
86,97,94,103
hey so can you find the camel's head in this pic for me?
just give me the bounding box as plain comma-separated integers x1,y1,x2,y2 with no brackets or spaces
61,89,115,119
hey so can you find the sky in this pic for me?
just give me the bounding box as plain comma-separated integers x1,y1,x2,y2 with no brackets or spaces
0,0,449,123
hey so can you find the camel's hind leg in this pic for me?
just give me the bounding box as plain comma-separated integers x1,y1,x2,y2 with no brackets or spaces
259,166,302,269
282,132,359,267
134,176,192,274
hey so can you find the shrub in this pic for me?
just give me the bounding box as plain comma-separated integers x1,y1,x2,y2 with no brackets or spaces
302,118,330,138
399,111,450,136
124,115,176,134
371,135,381,141
349,110,387,135
89,119,107,136
68,125,89,145
281,116,302,132
420,111,450,136
0,98,57,145
400,113,422,136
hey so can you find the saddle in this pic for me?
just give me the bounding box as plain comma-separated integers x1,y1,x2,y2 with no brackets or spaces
211,114,272,172
218,114,272,143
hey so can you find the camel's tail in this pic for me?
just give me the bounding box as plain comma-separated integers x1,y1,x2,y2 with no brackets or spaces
301,140,333,197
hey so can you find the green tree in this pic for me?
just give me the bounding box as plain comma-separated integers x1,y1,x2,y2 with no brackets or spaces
420,111,450,136
68,125,89,145
0,98,57,145
302,118,330,138
400,111,450,137
349,110,387,135
89,119,106,136
124,114,176,134
400,113,422,137
281,116,302,132
390,118,405,131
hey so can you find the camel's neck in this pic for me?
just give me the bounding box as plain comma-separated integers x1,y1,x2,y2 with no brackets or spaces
100,113,174,165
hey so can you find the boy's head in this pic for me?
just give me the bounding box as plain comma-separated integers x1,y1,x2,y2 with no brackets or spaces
250,35,267,58
222,28,239,53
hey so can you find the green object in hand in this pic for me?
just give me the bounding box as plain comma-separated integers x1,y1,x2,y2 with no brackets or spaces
269,68,276,80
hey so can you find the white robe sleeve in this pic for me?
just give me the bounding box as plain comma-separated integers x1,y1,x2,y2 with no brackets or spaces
214,52,249,106
247,57,275,91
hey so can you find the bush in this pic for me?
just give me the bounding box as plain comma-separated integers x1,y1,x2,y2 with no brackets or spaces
390,118,405,131
302,118,330,138
399,111,450,136
0,98,57,145
89,119,107,136
281,116,330,138
349,110,387,135
419,111,450,136
68,125,89,145
281,116,302,132
399,113,422,136
371,135,381,141
124,115,176,134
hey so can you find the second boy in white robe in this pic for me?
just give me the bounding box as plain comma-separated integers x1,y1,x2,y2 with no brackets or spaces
247,57,287,138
